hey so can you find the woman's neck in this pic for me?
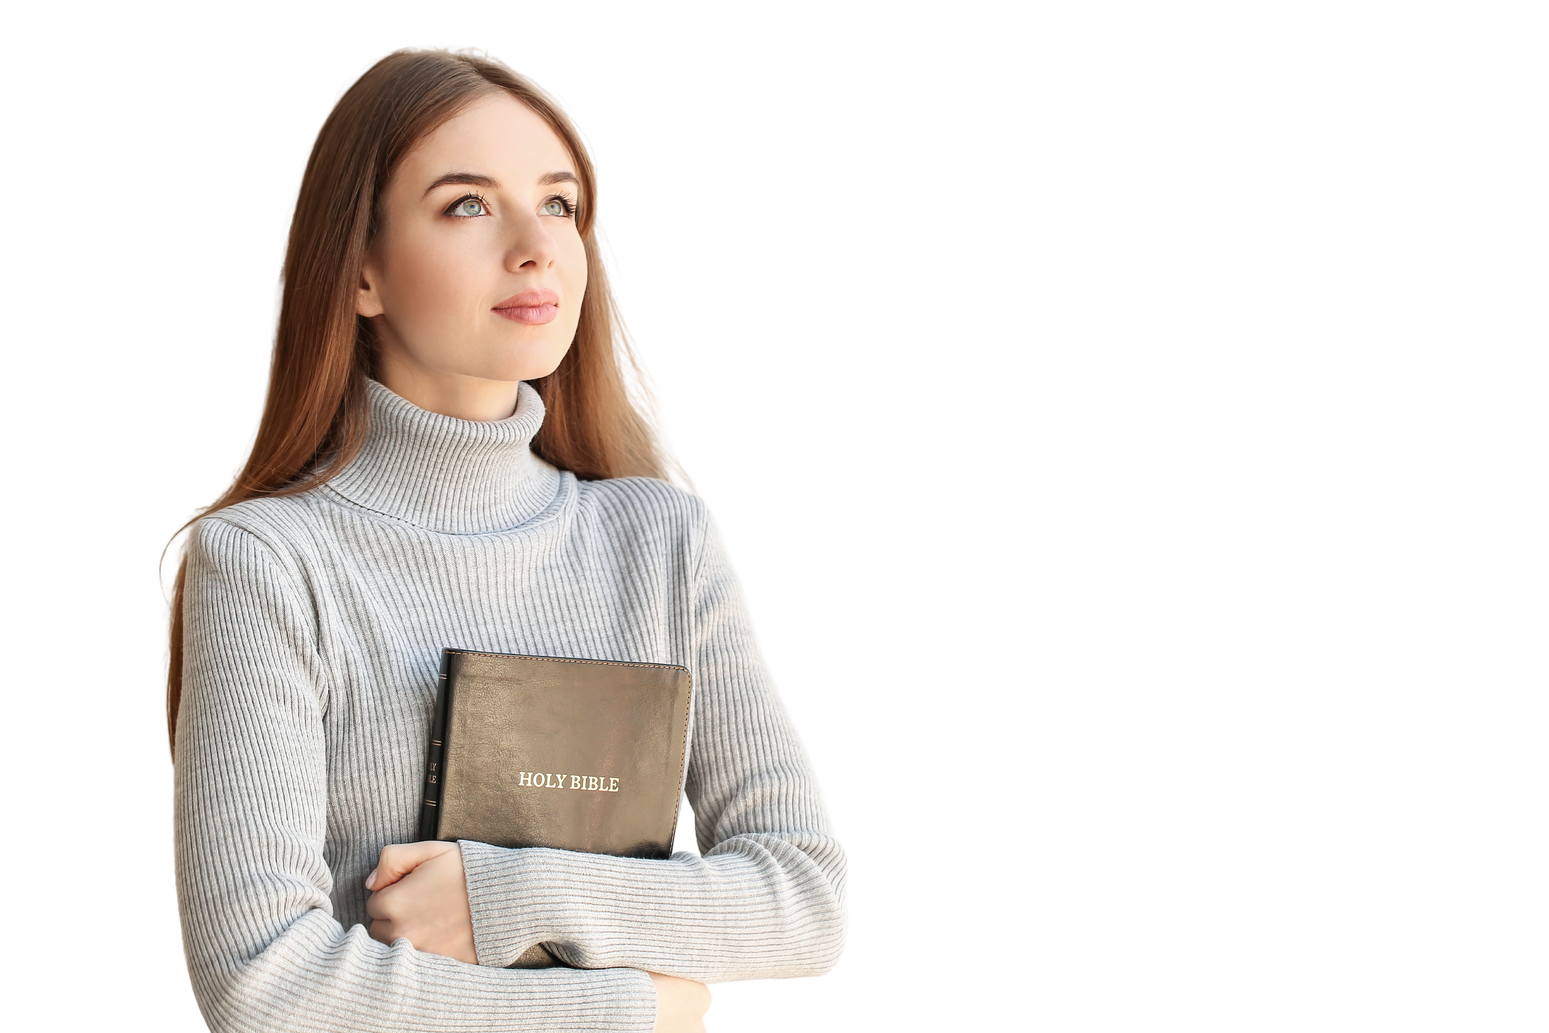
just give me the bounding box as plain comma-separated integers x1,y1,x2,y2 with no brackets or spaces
325,378,562,534
376,348,523,423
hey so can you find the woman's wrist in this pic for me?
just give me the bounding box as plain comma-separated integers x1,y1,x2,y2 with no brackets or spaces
459,839,557,966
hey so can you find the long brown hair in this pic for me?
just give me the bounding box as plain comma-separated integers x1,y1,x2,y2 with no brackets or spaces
166,49,667,755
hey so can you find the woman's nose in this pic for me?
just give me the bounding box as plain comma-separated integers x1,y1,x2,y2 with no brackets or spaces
504,211,558,271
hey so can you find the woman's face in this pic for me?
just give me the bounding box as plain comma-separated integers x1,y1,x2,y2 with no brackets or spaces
358,92,587,395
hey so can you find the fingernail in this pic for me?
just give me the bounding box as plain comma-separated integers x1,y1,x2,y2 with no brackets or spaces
365,870,377,890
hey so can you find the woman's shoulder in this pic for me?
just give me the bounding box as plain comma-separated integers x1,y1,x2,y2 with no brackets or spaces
573,475,711,535
576,470,709,514
197,491,325,534
187,493,332,572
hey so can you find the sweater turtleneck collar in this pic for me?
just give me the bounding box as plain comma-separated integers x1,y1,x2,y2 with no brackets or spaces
325,379,564,534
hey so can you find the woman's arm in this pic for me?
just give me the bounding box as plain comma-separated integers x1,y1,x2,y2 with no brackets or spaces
456,504,847,980
175,517,658,1033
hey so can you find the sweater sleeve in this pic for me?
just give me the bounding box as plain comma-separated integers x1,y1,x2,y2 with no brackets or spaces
174,517,657,1033
458,507,847,980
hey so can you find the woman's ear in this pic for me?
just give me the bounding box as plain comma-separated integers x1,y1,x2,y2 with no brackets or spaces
356,256,385,319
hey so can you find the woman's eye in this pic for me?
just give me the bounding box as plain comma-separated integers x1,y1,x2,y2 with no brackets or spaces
449,197,488,218
542,197,576,218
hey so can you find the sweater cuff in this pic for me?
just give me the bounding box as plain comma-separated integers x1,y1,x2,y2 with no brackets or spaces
461,840,552,967
460,841,657,1025
582,966,653,1028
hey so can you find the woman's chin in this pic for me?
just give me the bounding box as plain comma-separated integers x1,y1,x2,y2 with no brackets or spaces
441,345,572,385
496,349,573,383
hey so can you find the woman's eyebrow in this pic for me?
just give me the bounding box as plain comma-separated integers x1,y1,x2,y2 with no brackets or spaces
422,170,577,196
423,172,497,197
538,170,579,187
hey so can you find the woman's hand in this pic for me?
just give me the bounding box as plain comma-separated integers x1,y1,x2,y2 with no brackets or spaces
365,841,477,964
649,972,710,1033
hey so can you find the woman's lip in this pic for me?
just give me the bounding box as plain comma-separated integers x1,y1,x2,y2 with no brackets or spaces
493,289,560,326
494,289,559,309
494,303,558,325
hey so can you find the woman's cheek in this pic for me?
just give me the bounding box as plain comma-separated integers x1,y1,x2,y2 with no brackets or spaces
563,262,588,342
428,259,486,348
387,246,433,320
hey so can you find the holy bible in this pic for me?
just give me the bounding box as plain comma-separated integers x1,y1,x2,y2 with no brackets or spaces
418,648,693,968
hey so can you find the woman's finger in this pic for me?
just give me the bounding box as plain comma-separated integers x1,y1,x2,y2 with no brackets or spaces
365,840,456,890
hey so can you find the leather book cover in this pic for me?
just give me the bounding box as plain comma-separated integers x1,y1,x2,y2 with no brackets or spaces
418,648,692,964
420,648,692,855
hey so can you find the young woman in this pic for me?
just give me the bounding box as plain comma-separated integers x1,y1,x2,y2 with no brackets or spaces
169,49,844,1033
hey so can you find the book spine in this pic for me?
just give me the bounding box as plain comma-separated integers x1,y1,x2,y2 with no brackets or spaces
418,651,452,841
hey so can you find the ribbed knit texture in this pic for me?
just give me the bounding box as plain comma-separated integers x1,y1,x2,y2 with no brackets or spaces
174,379,846,1033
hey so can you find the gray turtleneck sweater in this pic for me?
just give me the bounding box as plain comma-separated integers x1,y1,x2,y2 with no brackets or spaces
174,380,845,1033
